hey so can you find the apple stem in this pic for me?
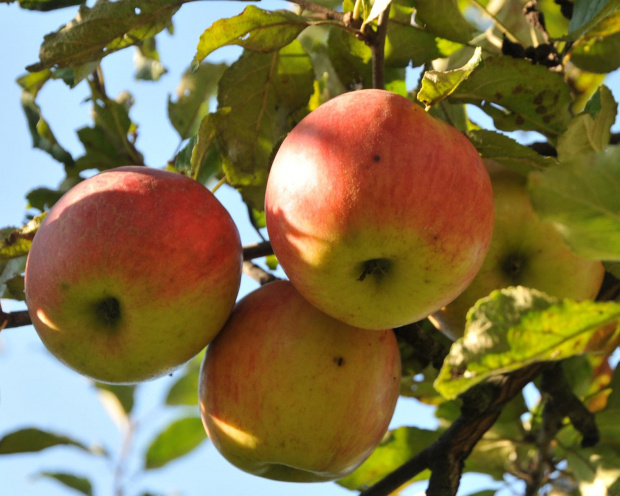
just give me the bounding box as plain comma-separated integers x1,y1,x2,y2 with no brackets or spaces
211,176,227,194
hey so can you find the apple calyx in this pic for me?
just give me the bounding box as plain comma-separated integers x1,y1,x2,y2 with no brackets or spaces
501,253,527,282
358,258,392,282
93,296,122,329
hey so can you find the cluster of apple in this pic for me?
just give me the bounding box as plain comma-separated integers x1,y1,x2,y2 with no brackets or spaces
23,89,604,482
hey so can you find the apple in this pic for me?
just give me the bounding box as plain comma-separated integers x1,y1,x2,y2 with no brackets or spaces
199,279,401,482
25,166,243,383
265,89,494,330
430,162,606,340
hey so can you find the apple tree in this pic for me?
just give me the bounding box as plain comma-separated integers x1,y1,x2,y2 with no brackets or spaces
2,0,620,495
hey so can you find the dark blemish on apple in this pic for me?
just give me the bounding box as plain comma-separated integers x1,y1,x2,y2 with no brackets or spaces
334,356,345,366
373,155,381,162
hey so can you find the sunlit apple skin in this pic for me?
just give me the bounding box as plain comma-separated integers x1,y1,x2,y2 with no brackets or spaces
431,163,606,340
25,166,243,384
199,280,401,482
265,89,494,330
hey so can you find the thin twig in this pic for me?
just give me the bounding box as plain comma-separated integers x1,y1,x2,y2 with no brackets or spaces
242,241,274,261
243,261,278,286
370,3,391,90
0,303,31,330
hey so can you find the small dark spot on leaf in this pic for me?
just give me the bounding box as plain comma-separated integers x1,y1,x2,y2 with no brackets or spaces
515,115,525,125
543,114,553,123
535,105,547,114
533,91,546,105
495,91,503,100
512,85,524,95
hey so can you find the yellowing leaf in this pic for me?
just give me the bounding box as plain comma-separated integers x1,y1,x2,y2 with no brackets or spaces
435,287,620,400
192,6,311,69
417,47,482,109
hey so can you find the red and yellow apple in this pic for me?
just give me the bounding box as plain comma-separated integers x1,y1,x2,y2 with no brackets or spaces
265,89,494,330
199,279,401,482
25,166,243,383
431,162,606,340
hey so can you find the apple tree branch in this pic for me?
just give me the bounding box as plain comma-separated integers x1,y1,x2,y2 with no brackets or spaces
360,362,551,496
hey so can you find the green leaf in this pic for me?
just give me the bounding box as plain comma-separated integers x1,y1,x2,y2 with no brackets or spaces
449,56,573,137
265,254,279,270
606,366,620,411
465,437,517,481
75,92,144,171
385,10,463,68
144,415,206,469
417,46,482,109
435,287,620,400
566,2,620,72
0,214,46,260
215,41,314,210
27,0,182,72
467,129,558,175
173,132,222,185
17,69,52,95
34,472,92,496
0,428,91,455
168,63,227,140
189,110,228,182
567,0,620,40
0,256,27,301
563,444,620,494
20,91,75,170
413,0,477,43
16,0,85,11
95,383,136,415
134,37,167,81
337,427,440,490
192,6,311,69
327,26,372,89
165,351,203,406
360,0,391,31
557,86,618,161
528,148,620,261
